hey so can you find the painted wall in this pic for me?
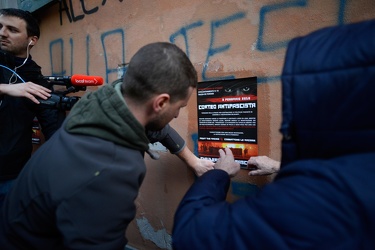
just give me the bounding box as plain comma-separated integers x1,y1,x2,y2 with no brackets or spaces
25,0,375,249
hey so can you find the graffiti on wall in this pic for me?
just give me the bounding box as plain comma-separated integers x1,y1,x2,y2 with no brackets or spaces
49,0,355,84
40,1,374,248
58,0,124,25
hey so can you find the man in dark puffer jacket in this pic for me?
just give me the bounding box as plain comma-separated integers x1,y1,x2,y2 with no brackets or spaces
0,42,207,249
172,19,375,249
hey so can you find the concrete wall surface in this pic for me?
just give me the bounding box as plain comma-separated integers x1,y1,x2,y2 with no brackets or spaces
11,0,375,249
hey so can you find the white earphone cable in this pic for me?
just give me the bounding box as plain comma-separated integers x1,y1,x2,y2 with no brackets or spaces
8,42,31,84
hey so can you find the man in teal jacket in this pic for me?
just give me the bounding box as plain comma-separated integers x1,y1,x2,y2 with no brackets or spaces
172,20,375,249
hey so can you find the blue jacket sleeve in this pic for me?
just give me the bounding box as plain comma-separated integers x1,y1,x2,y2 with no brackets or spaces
172,169,292,250
173,156,375,250
172,170,232,249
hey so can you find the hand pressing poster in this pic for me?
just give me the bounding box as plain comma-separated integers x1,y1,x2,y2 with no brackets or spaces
197,77,257,169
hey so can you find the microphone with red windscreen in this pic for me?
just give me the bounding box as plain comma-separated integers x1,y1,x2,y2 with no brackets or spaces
70,74,104,86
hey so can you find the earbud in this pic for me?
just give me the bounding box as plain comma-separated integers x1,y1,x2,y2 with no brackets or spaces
28,40,33,46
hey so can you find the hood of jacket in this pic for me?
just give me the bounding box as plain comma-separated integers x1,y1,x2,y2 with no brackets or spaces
280,20,375,166
65,82,150,151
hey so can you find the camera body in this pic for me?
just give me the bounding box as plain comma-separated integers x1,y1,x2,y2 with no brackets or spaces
39,93,81,111
38,76,88,111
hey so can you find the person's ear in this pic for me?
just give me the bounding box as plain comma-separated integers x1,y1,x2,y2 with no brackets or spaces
28,36,38,46
153,93,170,112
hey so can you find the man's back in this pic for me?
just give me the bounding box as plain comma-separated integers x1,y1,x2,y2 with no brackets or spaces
0,123,146,249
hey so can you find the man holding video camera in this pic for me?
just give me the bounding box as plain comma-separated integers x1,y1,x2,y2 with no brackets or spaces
0,8,65,206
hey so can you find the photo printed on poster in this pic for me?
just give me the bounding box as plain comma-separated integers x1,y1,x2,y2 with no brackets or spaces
197,77,258,169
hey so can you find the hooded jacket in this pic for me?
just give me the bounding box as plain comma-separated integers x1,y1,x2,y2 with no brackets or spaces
0,82,183,249
172,20,375,249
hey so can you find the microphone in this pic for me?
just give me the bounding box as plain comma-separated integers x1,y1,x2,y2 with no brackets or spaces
43,74,104,87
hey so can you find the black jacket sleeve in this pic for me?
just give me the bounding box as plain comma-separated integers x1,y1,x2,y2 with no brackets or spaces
147,124,186,154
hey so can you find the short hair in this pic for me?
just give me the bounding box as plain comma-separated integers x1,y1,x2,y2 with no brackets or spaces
0,8,40,38
122,42,197,103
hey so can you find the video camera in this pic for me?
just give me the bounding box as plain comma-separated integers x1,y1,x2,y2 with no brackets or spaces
39,74,104,111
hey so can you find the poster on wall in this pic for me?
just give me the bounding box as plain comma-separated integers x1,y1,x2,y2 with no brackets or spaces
197,77,258,169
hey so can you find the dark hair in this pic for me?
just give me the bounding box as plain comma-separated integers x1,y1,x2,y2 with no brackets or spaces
122,42,197,103
0,8,40,38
